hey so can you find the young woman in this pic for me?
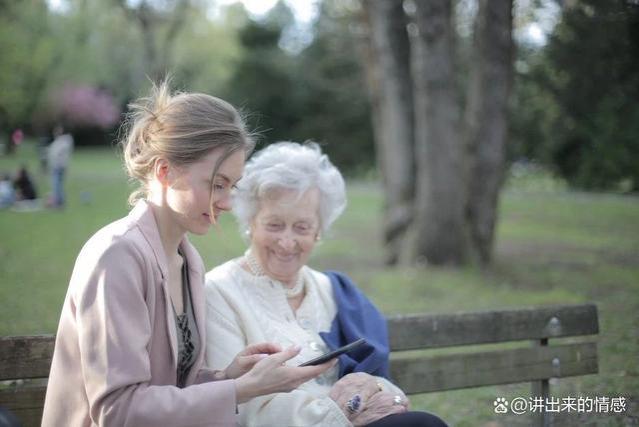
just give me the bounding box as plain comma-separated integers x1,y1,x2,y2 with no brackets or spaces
42,83,334,427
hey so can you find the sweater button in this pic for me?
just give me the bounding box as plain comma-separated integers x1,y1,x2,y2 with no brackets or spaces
299,319,311,329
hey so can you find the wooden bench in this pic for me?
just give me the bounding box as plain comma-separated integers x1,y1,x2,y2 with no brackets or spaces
0,303,598,427
387,303,599,426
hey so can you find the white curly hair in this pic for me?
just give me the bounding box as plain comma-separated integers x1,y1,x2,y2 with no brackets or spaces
232,141,347,237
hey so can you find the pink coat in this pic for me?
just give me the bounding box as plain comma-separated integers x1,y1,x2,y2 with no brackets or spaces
42,201,237,426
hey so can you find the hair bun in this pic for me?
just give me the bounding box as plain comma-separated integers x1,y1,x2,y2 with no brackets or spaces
119,79,254,207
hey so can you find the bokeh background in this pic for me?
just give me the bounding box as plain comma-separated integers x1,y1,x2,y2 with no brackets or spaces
1,0,638,425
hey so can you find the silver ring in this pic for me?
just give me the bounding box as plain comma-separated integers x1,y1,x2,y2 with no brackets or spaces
346,394,362,414
393,395,403,405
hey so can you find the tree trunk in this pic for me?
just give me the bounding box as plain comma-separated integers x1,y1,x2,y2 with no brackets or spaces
361,0,415,266
464,0,514,265
114,0,189,81
411,0,467,265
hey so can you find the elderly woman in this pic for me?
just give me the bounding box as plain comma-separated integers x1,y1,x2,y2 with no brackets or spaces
204,142,446,427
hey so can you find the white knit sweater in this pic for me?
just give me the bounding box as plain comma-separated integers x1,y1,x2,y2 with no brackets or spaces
204,259,401,427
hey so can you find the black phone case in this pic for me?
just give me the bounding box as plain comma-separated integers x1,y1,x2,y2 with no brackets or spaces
298,338,367,366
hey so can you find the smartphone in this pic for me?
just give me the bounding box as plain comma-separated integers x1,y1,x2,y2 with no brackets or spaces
298,338,367,367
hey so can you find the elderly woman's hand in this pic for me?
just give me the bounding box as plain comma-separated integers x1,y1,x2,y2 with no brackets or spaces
328,373,410,423
224,342,282,379
328,373,385,421
350,391,409,426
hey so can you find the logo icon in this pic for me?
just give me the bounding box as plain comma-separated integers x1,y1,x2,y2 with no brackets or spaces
494,397,509,414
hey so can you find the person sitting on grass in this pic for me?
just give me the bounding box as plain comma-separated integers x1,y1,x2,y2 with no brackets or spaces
0,172,15,208
13,165,37,201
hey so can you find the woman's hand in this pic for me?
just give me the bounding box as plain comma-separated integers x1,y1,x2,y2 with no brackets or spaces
328,373,381,420
328,373,409,423
350,391,408,426
224,342,282,379
234,346,337,404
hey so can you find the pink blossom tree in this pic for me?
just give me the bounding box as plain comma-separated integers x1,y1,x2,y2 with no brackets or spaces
53,84,121,130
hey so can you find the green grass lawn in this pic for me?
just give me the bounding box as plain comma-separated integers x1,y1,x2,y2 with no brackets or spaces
1,143,638,426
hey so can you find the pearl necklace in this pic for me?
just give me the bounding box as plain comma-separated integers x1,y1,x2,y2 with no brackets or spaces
245,250,306,298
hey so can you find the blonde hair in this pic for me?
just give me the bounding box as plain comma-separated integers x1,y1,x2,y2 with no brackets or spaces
120,80,255,206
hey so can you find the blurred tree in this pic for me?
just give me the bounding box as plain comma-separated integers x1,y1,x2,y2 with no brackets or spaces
292,0,375,172
225,0,374,172
0,0,241,145
361,0,514,266
42,0,146,114
0,0,57,135
411,0,468,265
171,6,244,95
360,0,415,265
509,47,557,163
45,84,122,146
224,1,302,144
521,0,639,190
113,0,191,81
463,0,514,264
53,84,120,129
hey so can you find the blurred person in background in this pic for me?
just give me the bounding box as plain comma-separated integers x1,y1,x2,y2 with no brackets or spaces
10,128,23,152
13,165,37,201
38,128,53,173
0,172,15,208
47,124,73,208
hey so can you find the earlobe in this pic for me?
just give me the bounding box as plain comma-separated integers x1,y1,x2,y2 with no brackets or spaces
245,223,255,240
154,158,171,186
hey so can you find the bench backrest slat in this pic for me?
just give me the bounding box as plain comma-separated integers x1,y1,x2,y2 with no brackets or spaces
0,335,55,380
0,386,46,427
388,303,598,351
390,342,598,394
